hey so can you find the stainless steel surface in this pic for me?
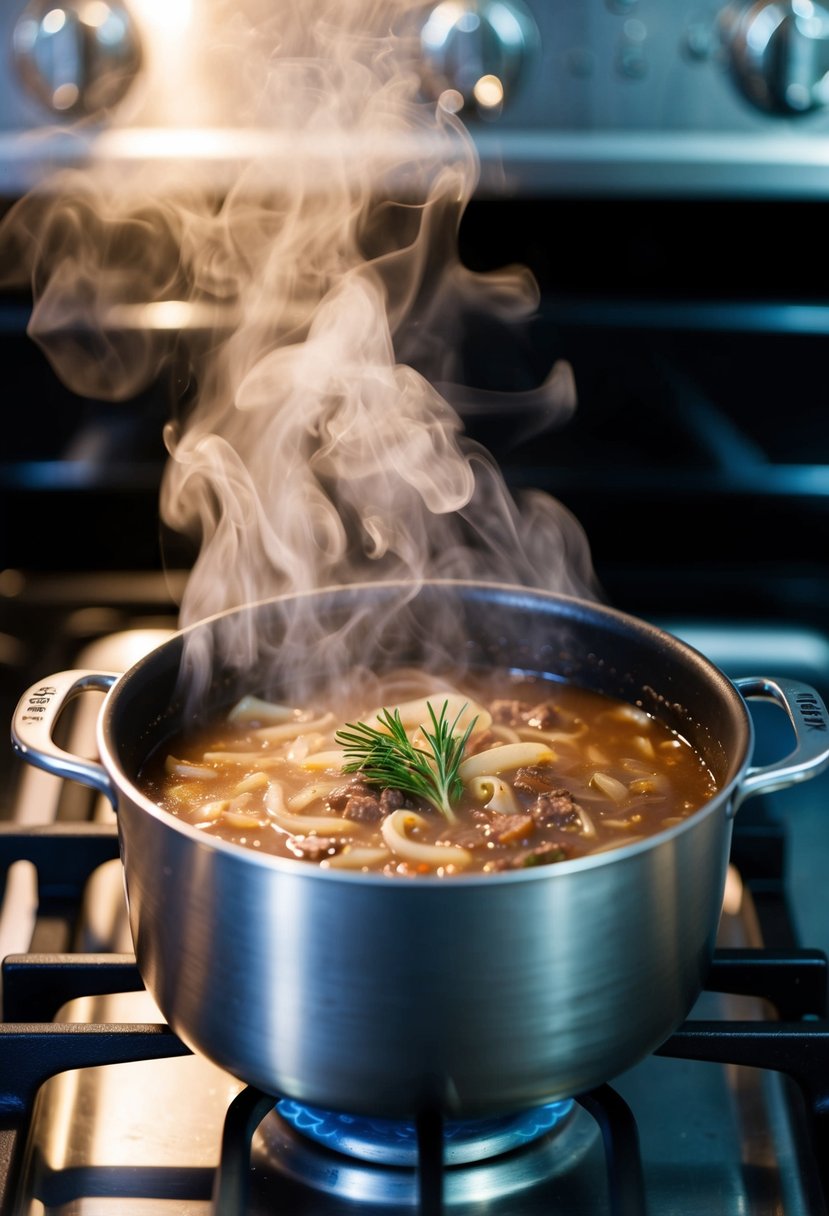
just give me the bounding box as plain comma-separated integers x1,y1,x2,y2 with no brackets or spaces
12,0,142,117
4,0,829,196
730,676,829,808
13,670,119,802
418,0,540,115
10,581,829,1117
720,0,829,114
664,621,829,960
12,880,822,1215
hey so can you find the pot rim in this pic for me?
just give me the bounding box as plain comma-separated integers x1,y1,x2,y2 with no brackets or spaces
97,577,752,888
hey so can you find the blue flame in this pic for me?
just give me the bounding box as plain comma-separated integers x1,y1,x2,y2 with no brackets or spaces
275,1097,574,1165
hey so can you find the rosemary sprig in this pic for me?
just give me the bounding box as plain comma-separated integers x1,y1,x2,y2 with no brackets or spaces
335,700,478,822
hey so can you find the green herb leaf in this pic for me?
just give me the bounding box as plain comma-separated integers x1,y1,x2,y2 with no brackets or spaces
335,700,478,821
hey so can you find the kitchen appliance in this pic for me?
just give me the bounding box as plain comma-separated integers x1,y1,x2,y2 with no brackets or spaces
3,0,829,1212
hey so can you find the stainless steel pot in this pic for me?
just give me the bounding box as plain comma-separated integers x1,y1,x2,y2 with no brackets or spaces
11,581,829,1118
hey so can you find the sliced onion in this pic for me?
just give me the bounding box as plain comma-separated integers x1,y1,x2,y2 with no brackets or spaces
164,756,218,780
369,695,491,736
574,804,597,837
285,733,326,763
381,811,471,869
589,771,628,802
223,809,267,829
202,751,287,767
468,775,519,814
251,713,336,744
604,704,652,728
620,757,655,775
458,742,553,782
516,722,588,746
234,771,269,794
299,749,347,771
585,745,608,767
220,792,266,829
196,799,229,823
287,779,343,810
269,810,355,836
265,781,354,835
631,734,656,759
228,696,296,725
629,774,671,796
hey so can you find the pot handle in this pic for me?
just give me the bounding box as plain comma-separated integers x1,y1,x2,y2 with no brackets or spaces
732,676,829,813
11,670,120,807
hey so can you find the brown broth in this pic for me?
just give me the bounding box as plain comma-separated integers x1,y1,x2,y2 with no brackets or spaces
139,670,718,876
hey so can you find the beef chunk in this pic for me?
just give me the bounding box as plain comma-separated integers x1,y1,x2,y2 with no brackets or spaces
343,794,383,823
328,781,408,821
379,787,407,814
286,836,343,862
326,779,373,812
489,699,524,726
489,812,536,845
530,789,581,828
490,700,559,730
444,825,489,850
513,765,558,796
493,842,570,871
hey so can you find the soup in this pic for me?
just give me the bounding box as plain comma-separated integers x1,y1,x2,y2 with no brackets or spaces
139,669,718,875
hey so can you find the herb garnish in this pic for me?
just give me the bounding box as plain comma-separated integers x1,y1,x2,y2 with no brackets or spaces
335,700,478,822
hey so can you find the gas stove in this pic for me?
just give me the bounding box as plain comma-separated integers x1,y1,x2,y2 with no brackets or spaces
0,593,828,1215
1,0,829,1209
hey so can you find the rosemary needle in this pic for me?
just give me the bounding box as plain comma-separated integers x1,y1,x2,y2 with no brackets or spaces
335,700,478,822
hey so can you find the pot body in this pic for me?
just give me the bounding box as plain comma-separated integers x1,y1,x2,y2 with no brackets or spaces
118,776,728,1116
15,582,829,1117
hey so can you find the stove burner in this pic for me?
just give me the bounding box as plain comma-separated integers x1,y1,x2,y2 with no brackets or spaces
274,1097,575,1165
257,1097,596,1208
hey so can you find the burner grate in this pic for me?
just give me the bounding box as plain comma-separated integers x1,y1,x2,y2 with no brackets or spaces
0,950,826,1215
213,1082,647,1216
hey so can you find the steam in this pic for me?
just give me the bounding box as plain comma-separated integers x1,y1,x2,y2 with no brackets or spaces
1,0,599,699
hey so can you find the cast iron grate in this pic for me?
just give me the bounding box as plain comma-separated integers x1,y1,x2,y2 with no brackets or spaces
0,950,826,1216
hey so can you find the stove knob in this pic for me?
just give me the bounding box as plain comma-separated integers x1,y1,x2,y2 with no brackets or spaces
720,0,829,114
13,0,142,118
419,0,539,116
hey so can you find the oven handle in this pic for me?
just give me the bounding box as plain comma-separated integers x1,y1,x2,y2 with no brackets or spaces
731,676,829,813
10,670,120,807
